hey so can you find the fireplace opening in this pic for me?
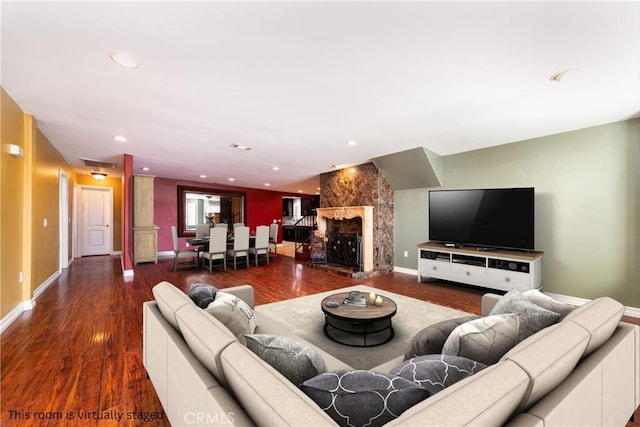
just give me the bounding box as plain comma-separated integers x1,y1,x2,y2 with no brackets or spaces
313,206,377,277
327,232,362,272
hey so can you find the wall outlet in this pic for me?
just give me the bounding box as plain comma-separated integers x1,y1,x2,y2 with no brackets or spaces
185,242,190,247
43,218,48,227
403,250,409,258
19,271,23,283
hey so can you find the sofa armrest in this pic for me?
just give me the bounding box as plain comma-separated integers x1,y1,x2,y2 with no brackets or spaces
481,293,502,316
223,284,255,308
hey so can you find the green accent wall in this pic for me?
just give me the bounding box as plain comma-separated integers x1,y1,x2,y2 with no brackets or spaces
394,118,640,307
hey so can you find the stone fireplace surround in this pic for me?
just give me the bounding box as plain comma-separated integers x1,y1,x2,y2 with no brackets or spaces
316,206,374,273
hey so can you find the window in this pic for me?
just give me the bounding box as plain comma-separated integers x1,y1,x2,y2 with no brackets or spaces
177,186,245,236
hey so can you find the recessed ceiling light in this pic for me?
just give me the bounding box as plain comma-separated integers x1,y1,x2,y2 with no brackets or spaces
298,190,303,193
109,52,139,69
230,143,252,151
200,175,207,179
272,166,280,171
113,135,127,142
141,167,149,171
264,183,270,187
228,177,235,182
346,140,357,146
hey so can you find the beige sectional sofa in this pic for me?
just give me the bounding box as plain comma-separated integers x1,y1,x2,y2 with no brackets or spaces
143,281,639,426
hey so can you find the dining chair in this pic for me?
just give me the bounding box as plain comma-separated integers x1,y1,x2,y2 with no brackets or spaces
171,225,198,271
195,224,210,239
268,223,279,256
201,227,227,273
249,225,270,266
227,225,250,269
215,222,228,228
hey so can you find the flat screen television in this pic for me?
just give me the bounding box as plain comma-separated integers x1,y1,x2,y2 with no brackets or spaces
428,187,535,251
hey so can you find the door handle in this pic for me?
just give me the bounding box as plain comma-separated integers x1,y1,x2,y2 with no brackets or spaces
105,224,110,227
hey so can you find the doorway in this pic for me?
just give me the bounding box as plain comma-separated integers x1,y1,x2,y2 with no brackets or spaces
79,187,113,256
59,170,69,268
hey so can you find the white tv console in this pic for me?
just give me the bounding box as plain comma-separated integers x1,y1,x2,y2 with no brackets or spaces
417,242,543,292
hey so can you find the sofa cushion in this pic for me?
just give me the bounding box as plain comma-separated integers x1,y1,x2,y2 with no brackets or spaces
389,354,486,396
563,296,624,356
383,360,530,426
245,334,327,386
404,315,480,360
220,342,338,426
205,292,258,345
522,289,576,319
188,283,218,309
442,313,520,365
489,289,561,342
499,321,590,411
175,303,237,384
152,281,193,330
300,370,430,427
254,312,352,372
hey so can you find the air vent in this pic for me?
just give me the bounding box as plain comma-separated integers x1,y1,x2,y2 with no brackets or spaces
81,158,117,169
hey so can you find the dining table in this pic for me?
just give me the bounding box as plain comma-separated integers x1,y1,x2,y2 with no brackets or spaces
187,235,256,267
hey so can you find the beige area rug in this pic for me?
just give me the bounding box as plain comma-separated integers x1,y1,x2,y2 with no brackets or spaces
254,285,471,370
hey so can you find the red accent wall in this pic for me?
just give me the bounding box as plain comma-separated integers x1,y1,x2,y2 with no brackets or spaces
154,177,315,252
122,154,134,271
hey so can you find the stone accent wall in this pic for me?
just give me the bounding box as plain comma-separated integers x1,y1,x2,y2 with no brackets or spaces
319,163,394,272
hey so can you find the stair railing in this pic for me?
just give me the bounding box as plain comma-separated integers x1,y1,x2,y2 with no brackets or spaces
294,212,317,254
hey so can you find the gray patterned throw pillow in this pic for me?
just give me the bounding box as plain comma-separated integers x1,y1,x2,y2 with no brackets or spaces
442,313,521,365
404,315,481,360
188,283,218,309
245,334,327,386
489,289,561,342
300,370,430,427
522,289,576,319
389,354,486,395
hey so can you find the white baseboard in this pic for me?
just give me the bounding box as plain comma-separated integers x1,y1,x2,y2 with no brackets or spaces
547,292,640,318
33,271,60,300
1,270,60,334
118,254,135,279
0,302,31,334
393,266,418,276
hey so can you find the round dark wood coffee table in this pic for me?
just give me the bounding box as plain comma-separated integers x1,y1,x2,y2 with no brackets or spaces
321,291,397,347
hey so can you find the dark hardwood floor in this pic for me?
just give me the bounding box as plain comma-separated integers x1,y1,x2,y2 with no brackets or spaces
2,253,638,426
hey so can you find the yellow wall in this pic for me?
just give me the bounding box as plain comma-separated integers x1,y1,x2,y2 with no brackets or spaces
32,128,72,290
74,174,122,252
1,88,76,319
1,88,26,318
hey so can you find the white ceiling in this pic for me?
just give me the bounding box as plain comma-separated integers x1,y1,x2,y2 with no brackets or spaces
2,1,639,194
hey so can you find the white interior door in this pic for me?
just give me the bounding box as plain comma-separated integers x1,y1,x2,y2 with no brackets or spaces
80,187,113,256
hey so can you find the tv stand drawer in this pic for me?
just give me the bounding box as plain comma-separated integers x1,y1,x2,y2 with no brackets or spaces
451,263,487,285
487,269,530,292
419,259,451,279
